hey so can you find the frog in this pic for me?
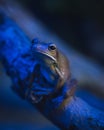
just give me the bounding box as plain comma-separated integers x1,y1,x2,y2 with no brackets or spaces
27,38,76,103
31,38,71,88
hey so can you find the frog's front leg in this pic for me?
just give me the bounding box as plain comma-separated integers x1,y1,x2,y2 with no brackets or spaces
26,81,54,103
54,65,66,90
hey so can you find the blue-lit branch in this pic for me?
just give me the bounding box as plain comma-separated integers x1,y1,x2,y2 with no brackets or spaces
0,12,104,130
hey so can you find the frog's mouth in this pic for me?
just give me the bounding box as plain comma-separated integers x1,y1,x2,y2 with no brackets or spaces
32,50,57,63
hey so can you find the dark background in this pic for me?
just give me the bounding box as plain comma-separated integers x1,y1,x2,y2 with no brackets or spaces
19,0,104,66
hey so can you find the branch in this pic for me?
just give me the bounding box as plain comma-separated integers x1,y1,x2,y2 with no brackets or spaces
0,11,104,130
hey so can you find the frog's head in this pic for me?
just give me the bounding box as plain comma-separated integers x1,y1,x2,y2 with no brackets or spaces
31,38,58,65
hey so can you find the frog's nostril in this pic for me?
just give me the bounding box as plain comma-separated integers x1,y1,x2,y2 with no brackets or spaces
32,38,39,44
48,44,56,51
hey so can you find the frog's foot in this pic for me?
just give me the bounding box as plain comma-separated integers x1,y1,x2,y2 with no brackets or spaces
62,78,78,98
26,82,54,103
27,91,43,103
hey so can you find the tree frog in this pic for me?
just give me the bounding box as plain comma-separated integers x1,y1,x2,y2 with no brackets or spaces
27,38,73,103
31,38,71,89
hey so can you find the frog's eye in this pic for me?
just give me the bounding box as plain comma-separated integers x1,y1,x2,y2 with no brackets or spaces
48,44,57,51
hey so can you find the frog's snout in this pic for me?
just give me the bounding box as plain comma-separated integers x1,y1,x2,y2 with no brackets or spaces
32,38,39,44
